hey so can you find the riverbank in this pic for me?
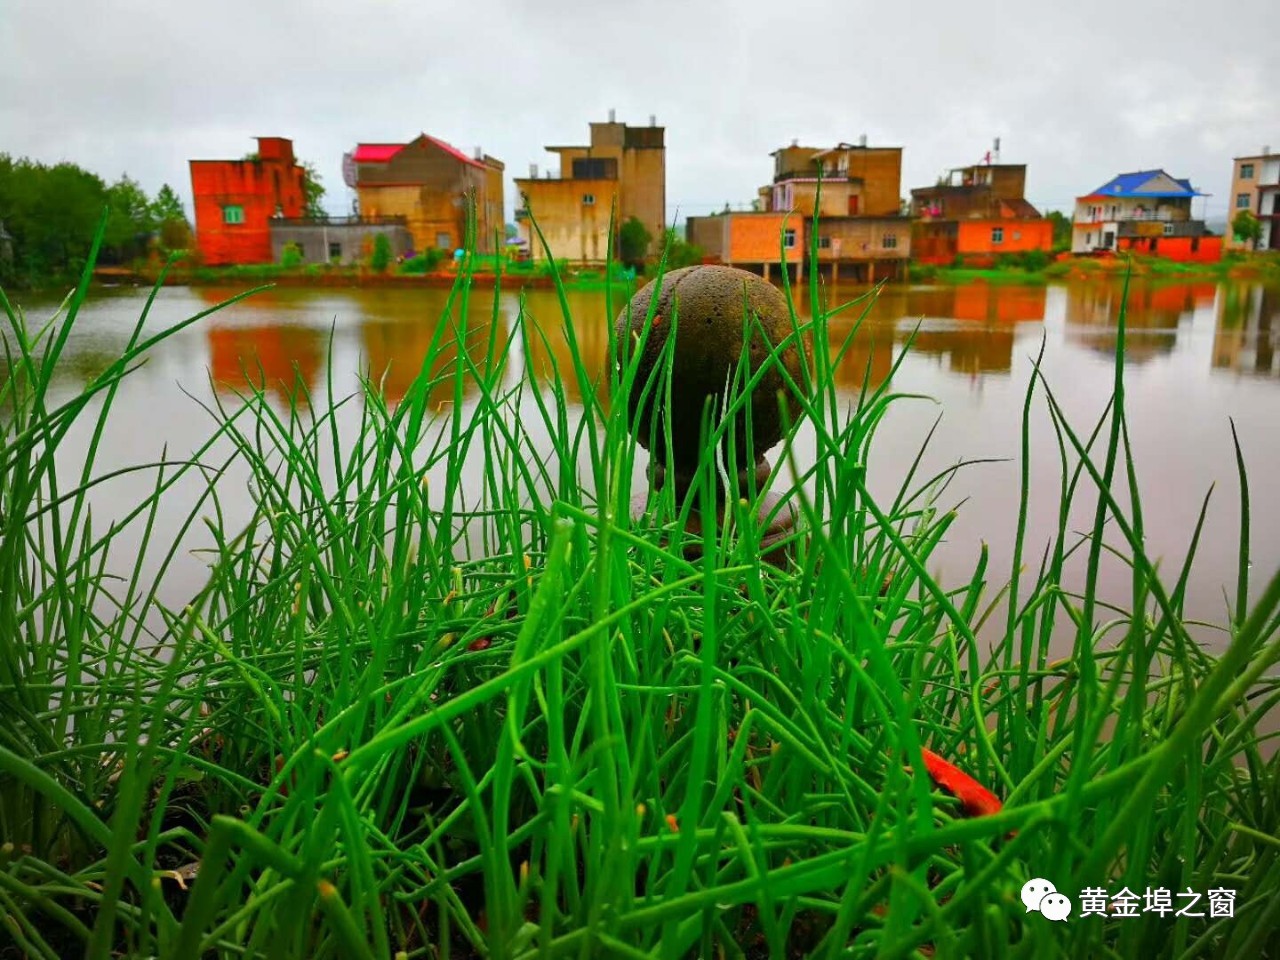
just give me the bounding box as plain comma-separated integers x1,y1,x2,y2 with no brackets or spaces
91,263,639,292
911,251,1280,286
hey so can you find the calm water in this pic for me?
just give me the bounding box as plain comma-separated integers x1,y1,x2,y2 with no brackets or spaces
8,277,1279,652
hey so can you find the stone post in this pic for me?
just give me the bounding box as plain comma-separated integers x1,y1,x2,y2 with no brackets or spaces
615,265,807,561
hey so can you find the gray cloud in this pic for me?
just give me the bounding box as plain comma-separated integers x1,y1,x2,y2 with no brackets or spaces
2,0,1275,226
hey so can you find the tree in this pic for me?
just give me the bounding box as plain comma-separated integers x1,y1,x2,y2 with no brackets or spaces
662,228,703,269
301,161,326,219
150,183,185,224
1231,210,1262,250
104,175,155,263
1046,210,1072,252
150,183,192,255
619,216,652,269
0,154,114,284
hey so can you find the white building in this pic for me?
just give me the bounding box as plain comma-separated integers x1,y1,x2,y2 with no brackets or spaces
1071,170,1206,254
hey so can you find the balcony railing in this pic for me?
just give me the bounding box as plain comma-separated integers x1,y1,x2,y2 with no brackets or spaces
1078,209,1187,223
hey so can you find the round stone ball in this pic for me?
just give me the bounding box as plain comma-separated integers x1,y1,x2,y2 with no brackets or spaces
614,265,804,479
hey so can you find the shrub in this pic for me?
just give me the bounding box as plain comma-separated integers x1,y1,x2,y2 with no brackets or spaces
280,242,303,269
399,248,444,274
370,234,393,273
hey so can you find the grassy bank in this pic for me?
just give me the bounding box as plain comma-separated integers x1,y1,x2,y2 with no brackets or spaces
2,231,1278,958
910,251,1280,286
95,256,639,293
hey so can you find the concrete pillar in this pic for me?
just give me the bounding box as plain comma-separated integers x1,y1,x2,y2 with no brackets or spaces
833,261,839,284
869,260,876,285
763,262,770,282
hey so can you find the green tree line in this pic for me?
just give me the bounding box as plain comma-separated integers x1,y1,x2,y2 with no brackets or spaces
0,154,192,288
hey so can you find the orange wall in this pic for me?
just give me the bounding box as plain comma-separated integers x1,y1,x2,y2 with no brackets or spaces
1117,235,1223,263
191,150,305,265
956,219,1053,255
727,213,801,263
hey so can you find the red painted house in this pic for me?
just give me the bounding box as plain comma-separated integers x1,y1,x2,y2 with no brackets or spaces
910,162,1053,265
190,137,306,265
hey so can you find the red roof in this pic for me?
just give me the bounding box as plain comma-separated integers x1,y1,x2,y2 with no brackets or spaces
353,143,404,163
423,135,483,168
352,136,483,168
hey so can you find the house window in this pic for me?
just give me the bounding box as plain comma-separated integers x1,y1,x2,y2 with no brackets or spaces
991,227,1004,244
436,232,451,250
329,241,342,261
1163,223,1175,236
1087,232,1092,245
583,194,595,205
882,234,898,249
1013,230,1022,241
1237,193,1252,209
783,229,796,248
222,205,244,224
1241,163,1255,179
818,235,831,249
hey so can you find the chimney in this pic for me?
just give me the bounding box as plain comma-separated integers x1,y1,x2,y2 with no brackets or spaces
790,138,799,147
1265,145,1272,156
649,114,656,127
474,146,483,160
608,107,616,123
858,133,867,147
529,163,538,178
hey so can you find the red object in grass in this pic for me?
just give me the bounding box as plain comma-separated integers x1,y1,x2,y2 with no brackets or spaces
920,748,1003,818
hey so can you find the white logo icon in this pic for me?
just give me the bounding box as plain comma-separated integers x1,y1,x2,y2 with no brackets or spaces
1022,878,1072,920
1040,892,1073,922
1021,878,1057,913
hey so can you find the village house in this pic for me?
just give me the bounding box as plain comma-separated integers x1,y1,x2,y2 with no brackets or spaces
514,111,666,264
686,138,910,282
910,159,1052,264
1071,170,1220,262
1225,147,1280,251
190,136,307,265
347,134,505,255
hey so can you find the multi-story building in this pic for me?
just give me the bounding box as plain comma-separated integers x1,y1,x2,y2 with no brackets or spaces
514,111,666,264
910,161,1053,264
347,134,505,255
687,138,910,282
1226,148,1280,251
1071,170,1220,262
190,136,306,265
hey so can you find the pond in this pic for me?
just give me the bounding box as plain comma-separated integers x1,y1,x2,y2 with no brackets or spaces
8,276,1279,652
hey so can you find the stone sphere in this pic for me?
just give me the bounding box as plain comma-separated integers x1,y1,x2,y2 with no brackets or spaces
614,265,804,484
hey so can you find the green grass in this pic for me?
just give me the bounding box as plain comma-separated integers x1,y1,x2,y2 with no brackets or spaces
1,215,1278,959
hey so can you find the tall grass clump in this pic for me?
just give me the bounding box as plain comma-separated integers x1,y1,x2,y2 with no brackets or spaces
0,213,1278,960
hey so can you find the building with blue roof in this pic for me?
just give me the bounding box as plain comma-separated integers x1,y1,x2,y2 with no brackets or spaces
1071,169,1211,257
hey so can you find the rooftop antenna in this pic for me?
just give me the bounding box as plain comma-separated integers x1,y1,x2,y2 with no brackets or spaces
993,137,1001,163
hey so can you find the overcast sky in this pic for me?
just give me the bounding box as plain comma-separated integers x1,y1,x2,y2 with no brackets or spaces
2,0,1276,227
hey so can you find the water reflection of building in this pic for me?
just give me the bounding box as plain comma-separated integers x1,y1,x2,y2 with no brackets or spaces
901,283,1045,376
1213,285,1279,378
361,313,507,407
207,324,323,405
1064,281,1213,363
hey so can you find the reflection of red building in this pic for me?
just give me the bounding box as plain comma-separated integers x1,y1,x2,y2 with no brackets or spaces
950,283,1046,323
191,137,306,265
207,325,322,405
